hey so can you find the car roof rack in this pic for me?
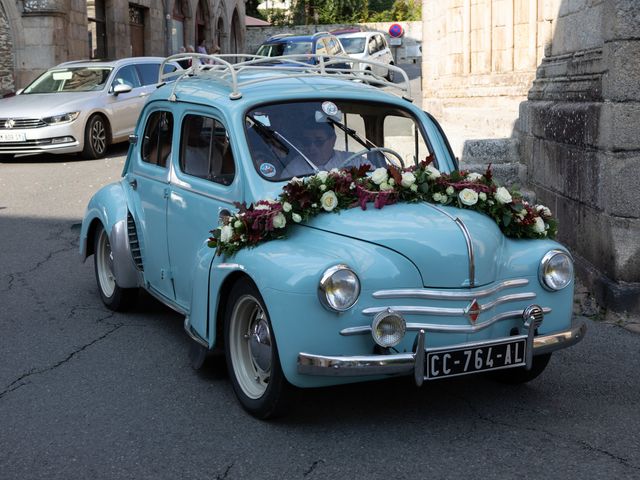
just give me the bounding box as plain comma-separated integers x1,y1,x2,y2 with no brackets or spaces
268,33,294,40
159,53,413,102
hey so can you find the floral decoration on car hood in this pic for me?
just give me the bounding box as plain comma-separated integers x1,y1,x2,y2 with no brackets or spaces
208,158,557,256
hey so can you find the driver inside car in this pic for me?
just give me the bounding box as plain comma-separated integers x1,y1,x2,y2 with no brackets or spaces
281,121,370,177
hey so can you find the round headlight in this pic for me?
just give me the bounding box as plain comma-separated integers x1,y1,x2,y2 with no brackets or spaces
539,250,574,291
318,265,360,312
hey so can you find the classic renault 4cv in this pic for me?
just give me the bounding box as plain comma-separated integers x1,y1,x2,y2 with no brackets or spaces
80,53,586,418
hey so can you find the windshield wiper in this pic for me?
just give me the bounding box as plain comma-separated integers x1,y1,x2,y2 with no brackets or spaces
250,116,320,173
325,116,377,150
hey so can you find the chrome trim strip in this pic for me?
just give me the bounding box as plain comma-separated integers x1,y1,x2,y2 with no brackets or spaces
341,307,552,335
373,279,529,300
215,263,247,270
424,203,475,287
145,284,188,316
298,321,586,378
362,293,537,317
184,317,209,348
455,217,475,288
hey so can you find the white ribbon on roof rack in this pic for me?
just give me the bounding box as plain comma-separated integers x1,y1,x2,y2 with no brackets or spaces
159,53,412,102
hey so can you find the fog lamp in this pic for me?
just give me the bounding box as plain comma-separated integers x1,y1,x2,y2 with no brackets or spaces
371,309,406,348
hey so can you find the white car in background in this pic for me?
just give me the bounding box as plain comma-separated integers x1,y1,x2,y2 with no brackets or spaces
0,57,180,160
337,31,395,82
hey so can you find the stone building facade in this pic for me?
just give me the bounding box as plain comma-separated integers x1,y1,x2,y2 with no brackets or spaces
422,0,640,315
0,0,246,95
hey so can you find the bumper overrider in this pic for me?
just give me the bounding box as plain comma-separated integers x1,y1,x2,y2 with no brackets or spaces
297,305,586,386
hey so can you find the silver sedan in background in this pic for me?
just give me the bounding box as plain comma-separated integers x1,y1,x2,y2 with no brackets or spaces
0,57,179,160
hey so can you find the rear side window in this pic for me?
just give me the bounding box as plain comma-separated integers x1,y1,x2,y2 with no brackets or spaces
180,114,235,186
112,65,141,89
141,111,173,168
136,63,160,86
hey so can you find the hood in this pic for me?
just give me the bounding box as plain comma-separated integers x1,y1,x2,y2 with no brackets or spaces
305,202,505,288
0,92,101,117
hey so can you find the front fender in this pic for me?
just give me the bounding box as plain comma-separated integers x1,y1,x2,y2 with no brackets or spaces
79,181,140,288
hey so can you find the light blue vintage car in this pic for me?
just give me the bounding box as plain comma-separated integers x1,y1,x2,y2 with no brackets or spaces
80,54,586,418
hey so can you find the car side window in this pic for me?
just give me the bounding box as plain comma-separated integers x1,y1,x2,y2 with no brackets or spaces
315,39,328,56
136,63,161,86
378,35,388,50
180,114,235,186
368,37,377,55
326,37,342,55
141,111,173,168
112,65,141,90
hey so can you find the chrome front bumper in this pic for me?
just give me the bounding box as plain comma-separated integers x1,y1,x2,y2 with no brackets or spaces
297,321,586,385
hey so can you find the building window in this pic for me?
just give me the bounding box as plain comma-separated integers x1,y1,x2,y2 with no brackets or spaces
87,0,107,59
171,0,187,54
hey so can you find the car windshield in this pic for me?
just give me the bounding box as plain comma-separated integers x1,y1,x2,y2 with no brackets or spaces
245,100,433,182
339,37,366,54
256,41,313,57
23,67,112,94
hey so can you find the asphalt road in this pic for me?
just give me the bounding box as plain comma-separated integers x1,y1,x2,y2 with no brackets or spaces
1,142,639,479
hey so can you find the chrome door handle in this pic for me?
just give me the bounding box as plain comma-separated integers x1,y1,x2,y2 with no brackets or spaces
129,178,137,190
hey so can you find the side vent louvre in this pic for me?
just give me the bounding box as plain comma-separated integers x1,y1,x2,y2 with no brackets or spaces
127,212,144,271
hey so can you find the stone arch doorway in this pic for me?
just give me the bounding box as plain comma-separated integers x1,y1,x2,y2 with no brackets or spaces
215,16,224,53
171,0,191,53
229,8,241,54
0,1,15,95
195,0,209,51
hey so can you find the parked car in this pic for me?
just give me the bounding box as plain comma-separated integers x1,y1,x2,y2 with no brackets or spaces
255,32,350,69
0,57,180,161
80,54,585,419
337,31,395,81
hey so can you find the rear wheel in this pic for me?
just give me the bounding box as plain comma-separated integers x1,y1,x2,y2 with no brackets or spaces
82,115,108,159
93,224,137,311
491,353,552,384
224,279,292,419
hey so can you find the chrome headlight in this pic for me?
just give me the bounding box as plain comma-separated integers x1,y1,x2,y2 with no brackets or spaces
42,112,80,125
539,250,573,291
318,264,360,312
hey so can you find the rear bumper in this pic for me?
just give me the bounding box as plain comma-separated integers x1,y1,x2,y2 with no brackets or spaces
297,321,586,383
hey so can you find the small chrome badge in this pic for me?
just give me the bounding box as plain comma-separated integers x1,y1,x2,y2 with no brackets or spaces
466,299,481,324
5,119,15,129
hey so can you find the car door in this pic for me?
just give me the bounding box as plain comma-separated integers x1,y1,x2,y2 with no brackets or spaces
125,108,175,301
166,110,241,321
106,64,147,140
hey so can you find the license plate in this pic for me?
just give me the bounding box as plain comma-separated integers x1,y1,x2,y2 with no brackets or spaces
0,132,26,142
426,337,526,380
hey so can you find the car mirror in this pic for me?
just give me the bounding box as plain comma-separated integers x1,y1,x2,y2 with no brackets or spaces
129,134,138,145
113,83,133,95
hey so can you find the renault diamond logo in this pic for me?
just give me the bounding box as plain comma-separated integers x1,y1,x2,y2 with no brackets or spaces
5,119,15,129
466,299,481,324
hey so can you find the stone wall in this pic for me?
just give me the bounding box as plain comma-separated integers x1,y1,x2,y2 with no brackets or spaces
0,2,14,95
246,21,423,64
520,0,640,314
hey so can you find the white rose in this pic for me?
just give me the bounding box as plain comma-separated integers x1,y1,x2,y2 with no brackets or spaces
320,184,327,191
433,192,442,202
410,184,418,192
466,172,483,181
291,177,302,184
380,182,394,191
426,166,441,179
254,204,270,210
536,204,552,218
401,172,416,188
330,168,340,174
533,217,546,235
282,202,292,213
316,171,329,183
292,213,302,223
459,188,479,206
220,225,234,243
371,167,388,185
273,212,286,229
320,190,338,212
446,186,454,196
495,186,513,204
479,192,487,201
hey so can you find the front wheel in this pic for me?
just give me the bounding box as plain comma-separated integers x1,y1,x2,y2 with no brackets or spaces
93,224,137,311
82,115,108,159
491,353,552,384
224,280,292,419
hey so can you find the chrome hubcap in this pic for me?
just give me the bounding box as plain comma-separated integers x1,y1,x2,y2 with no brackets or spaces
96,230,116,297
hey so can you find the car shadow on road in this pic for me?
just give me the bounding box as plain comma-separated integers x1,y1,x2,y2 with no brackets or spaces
1,143,129,164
